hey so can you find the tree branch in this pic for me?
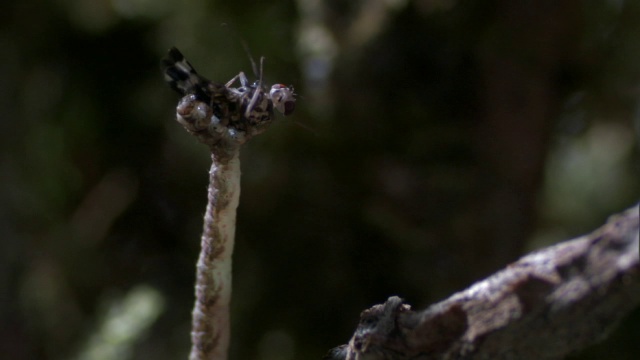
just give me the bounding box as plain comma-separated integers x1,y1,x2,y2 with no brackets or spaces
326,205,640,360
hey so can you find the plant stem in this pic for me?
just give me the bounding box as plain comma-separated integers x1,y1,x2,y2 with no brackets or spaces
162,46,295,359
189,151,241,360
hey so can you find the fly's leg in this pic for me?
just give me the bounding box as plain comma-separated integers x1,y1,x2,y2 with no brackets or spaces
225,72,250,88
224,74,239,88
244,57,265,118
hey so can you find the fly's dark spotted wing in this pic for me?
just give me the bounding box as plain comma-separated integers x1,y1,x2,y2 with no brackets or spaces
161,47,219,103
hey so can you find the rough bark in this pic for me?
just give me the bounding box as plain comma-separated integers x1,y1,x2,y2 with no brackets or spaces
326,205,639,360
189,152,241,360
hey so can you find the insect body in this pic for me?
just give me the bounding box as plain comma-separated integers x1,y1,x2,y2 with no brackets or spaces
162,47,296,150
162,47,295,128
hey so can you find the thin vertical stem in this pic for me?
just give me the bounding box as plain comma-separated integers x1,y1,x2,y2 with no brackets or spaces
162,46,295,359
189,151,241,360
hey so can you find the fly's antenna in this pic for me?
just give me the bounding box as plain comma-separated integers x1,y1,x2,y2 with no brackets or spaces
258,56,265,87
241,38,260,80
220,22,260,80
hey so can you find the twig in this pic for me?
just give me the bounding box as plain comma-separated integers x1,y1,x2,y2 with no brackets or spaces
326,205,640,360
162,47,296,360
189,151,241,360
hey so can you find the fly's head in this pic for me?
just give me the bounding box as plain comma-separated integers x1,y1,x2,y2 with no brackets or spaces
269,84,296,116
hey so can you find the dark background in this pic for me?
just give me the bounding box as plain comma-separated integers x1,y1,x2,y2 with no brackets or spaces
1,0,638,359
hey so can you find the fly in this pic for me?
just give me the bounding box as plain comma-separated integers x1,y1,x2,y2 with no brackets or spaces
162,47,296,127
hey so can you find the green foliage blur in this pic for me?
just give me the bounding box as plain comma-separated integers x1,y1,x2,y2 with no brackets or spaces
0,0,638,359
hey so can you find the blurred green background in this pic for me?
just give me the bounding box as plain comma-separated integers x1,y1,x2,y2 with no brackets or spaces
1,0,638,359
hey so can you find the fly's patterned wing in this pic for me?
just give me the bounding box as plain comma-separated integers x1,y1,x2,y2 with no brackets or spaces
161,47,224,105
